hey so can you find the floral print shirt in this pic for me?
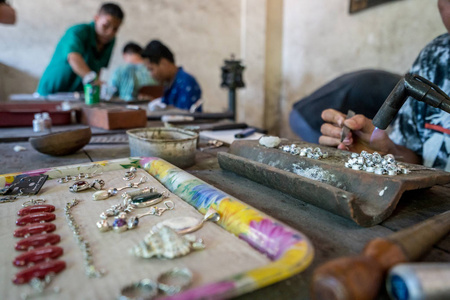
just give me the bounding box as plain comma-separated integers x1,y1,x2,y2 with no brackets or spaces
389,33,450,171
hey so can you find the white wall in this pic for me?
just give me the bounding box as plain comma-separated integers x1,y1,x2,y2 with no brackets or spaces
0,0,241,112
280,0,445,137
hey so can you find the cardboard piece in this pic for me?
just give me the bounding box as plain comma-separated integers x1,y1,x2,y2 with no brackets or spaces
81,106,147,130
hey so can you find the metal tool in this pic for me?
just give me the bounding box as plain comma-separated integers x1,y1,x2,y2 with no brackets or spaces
340,109,355,142
311,210,450,300
373,73,450,130
387,263,450,300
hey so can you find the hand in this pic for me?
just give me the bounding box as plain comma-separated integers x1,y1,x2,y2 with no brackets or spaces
319,109,394,155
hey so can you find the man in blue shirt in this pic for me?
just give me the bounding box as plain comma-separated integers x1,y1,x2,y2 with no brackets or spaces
141,40,202,111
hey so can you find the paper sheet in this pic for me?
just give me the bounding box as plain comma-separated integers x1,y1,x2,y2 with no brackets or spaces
199,129,263,145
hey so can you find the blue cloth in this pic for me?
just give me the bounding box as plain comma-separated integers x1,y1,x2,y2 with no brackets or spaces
109,63,157,101
389,33,450,171
162,67,202,111
290,69,401,143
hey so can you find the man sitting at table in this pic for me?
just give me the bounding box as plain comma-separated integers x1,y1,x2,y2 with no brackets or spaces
109,42,157,101
36,3,124,96
141,40,202,111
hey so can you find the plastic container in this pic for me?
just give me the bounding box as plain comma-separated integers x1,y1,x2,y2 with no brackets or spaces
126,127,198,168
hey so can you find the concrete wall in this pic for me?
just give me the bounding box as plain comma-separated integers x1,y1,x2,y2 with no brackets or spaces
280,0,445,137
0,0,446,136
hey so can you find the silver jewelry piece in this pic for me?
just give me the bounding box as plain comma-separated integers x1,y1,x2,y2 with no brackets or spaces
65,199,105,278
119,268,193,300
157,267,193,295
57,170,102,184
97,200,175,233
22,198,46,207
119,279,158,300
123,167,138,181
92,177,148,200
69,179,105,193
345,151,410,176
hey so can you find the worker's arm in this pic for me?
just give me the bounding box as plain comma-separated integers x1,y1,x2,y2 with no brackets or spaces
319,108,422,164
67,52,102,85
67,52,91,78
0,2,16,24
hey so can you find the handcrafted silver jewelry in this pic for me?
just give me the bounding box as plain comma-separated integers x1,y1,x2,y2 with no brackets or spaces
57,170,102,184
123,167,138,181
92,177,148,201
280,144,329,160
0,188,24,204
119,279,158,300
153,207,220,235
65,199,105,278
99,189,168,220
344,151,410,175
119,268,193,300
69,179,105,193
22,198,46,207
130,225,205,259
21,274,61,300
97,200,175,233
157,267,193,295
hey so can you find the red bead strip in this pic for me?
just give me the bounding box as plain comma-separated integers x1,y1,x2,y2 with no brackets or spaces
13,223,56,238
12,260,66,284
15,233,61,251
16,212,56,226
13,246,63,267
17,204,55,216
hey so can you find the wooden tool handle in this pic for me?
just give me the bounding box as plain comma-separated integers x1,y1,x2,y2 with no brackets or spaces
311,210,450,300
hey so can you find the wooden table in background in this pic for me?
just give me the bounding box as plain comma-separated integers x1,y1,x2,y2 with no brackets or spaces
0,124,449,300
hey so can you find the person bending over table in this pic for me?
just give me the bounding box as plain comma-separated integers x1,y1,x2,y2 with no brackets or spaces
0,0,15,24
319,0,450,172
141,40,202,112
109,42,157,101
36,2,124,96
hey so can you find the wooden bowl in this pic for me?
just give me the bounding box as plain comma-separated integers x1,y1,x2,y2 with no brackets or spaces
29,127,92,156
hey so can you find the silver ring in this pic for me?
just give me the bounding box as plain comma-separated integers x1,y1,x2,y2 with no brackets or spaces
157,267,193,295
119,279,158,300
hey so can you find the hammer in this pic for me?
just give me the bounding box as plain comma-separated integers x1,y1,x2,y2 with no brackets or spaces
311,210,450,300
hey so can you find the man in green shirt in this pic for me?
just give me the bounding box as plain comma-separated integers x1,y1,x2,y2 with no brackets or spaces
36,3,124,96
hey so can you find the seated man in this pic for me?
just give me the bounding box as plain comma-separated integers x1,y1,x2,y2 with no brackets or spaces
141,40,202,111
36,3,124,96
109,42,157,101
289,69,401,143
319,0,450,172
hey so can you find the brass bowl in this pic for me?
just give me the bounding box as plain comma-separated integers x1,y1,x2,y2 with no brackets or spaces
29,127,92,156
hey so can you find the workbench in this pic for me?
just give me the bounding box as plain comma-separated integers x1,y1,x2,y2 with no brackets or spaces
0,124,449,300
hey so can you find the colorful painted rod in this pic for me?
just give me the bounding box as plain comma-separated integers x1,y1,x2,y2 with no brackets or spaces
143,157,314,299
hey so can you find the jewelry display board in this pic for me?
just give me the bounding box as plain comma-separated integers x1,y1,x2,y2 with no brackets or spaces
0,157,314,299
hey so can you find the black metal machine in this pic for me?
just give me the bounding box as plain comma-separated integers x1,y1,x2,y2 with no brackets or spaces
220,55,245,120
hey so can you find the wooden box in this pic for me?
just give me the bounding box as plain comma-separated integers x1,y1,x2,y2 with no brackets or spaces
81,106,147,130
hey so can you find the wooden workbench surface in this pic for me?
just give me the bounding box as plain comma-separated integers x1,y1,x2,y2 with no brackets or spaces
0,126,449,300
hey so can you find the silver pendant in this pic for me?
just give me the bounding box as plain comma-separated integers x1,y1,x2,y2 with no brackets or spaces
69,179,105,193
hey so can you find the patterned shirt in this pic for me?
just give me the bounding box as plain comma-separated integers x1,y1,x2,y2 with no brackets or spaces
389,33,450,171
109,63,157,101
163,67,202,111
